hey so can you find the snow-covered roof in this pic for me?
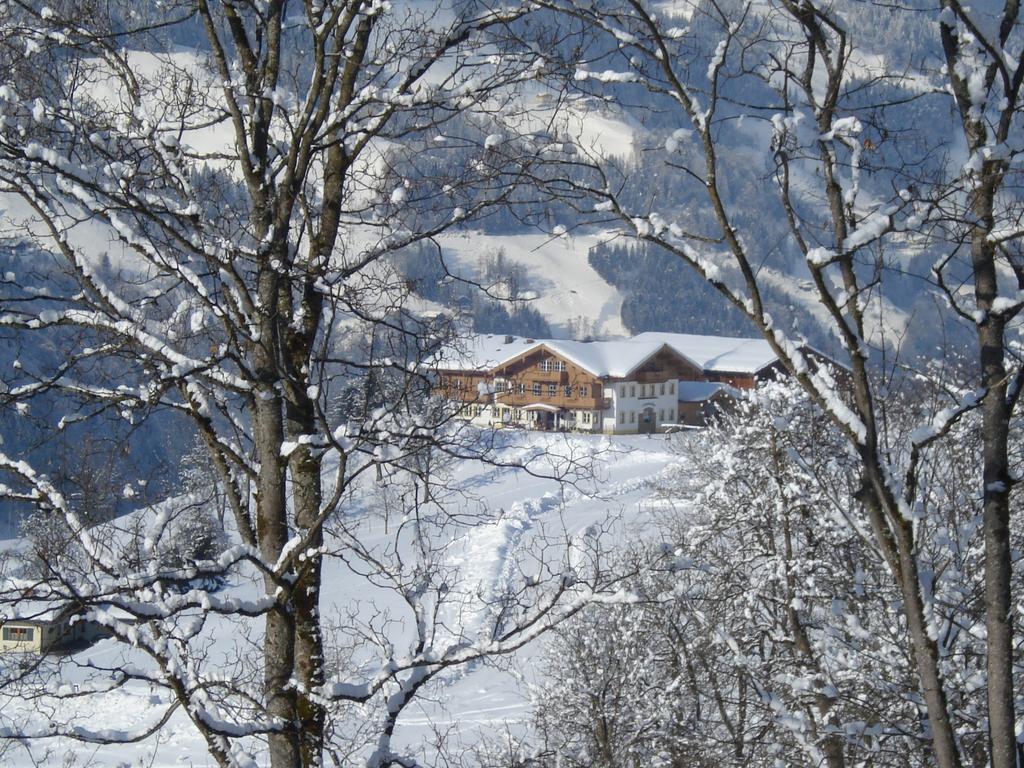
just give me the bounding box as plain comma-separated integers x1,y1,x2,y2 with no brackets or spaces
435,331,810,379
0,594,64,624
434,334,675,379
677,381,739,403
0,577,84,624
631,331,779,374
524,339,670,379
431,334,542,372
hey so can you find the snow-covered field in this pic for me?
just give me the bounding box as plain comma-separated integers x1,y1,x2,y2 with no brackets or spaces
0,432,685,767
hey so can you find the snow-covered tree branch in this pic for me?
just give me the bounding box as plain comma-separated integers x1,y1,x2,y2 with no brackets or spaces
0,2,618,766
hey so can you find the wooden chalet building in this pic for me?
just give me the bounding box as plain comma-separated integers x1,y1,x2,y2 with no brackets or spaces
433,331,832,433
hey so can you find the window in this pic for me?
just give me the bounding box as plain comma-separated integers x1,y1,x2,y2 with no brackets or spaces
517,383,525,395
618,412,624,424
533,382,541,396
669,382,675,395
660,382,665,395
2,626,33,642
630,385,635,397
539,358,567,373
564,385,573,397
669,407,675,420
660,409,664,420
629,411,635,423
619,385,626,397
548,383,557,396
579,385,588,397
495,379,507,393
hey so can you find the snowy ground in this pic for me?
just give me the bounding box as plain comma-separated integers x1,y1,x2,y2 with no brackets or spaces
0,431,686,767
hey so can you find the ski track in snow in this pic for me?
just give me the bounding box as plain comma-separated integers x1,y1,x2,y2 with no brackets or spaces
390,435,680,751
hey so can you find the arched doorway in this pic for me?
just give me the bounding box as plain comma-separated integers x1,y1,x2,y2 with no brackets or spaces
639,406,656,434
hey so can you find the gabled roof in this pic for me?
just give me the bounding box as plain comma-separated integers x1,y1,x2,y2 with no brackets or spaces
0,585,67,624
431,334,542,372
434,331,832,380
631,331,779,374
436,334,687,380
517,339,676,379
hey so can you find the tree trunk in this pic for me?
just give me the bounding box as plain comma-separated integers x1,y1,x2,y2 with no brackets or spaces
860,476,962,768
288,393,326,768
939,7,1019,760
971,181,1016,768
892,517,963,768
254,388,301,768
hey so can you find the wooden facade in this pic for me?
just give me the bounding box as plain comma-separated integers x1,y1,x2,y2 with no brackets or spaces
436,370,491,403
627,347,705,385
706,367,770,390
490,347,605,410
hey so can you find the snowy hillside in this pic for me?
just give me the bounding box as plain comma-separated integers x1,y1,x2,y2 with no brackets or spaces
2,0,1022,765
0,432,681,767
437,229,629,338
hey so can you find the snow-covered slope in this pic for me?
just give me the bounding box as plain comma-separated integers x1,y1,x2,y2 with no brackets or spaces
438,230,629,338
0,432,683,767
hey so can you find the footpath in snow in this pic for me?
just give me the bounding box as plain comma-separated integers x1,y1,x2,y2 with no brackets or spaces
0,431,685,767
